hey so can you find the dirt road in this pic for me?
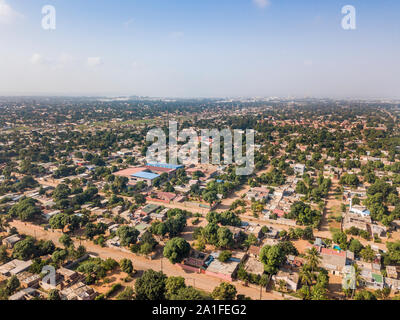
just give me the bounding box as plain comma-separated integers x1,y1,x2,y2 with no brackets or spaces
9,220,279,300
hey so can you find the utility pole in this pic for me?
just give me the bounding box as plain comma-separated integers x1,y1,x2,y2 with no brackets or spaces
161,257,163,272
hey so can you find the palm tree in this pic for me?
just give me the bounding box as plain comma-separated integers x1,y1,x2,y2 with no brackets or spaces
305,247,321,273
350,264,363,299
299,267,313,286
343,264,362,299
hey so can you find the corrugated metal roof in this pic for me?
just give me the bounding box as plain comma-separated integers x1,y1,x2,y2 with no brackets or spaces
131,171,160,180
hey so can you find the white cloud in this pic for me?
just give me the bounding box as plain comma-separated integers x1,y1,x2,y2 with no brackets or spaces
87,57,103,67
253,0,271,9
0,0,22,24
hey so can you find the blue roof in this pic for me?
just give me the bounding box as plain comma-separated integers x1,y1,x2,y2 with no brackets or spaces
132,171,160,180
146,163,184,169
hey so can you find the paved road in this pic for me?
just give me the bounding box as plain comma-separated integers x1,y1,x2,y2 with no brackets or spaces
10,220,280,300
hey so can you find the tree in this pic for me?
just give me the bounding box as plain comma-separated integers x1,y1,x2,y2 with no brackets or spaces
117,287,134,300
6,275,20,295
360,245,376,262
202,223,219,245
348,238,363,256
135,270,167,300
48,289,61,300
133,193,146,205
211,282,237,300
385,241,400,265
49,213,71,230
165,276,186,299
0,246,9,263
287,201,321,226
9,198,41,222
218,250,232,262
299,267,313,286
354,290,377,300
332,231,348,249
296,180,308,195
117,226,140,247
163,238,191,264
12,237,37,260
217,227,234,248
119,259,134,274
59,234,73,248
259,244,286,275
304,247,321,273
202,190,218,205
311,284,328,300
170,286,206,300
375,287,391,300
52,249,68,265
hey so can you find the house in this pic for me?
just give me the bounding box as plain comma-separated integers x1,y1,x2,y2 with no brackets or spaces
9,288,40,301
2,234,21,249
248,245,261,258
286,255,304,268
60,282,98,300
17,271,41,288
293,164,305,176
314,238,326,248
205,252,246,282
385,277,400,291
42,210,61,221
314,247,348,276
361,271,384,290
349,201,371,217
226,226,244,242
149,211,167,221
57,267,84,288
246,187,270,202
140,204,161,216
147,191,176,203
182,250,210,270
243,257,265,276
130,171,160,186
0,259,33,276
273,269,300,291
386,266,399,279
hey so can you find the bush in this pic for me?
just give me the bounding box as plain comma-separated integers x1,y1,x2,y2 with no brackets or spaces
218,251,232,262
105,283,122,298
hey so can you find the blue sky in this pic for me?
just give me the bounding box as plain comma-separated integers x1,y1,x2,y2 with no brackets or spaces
0,0,399,98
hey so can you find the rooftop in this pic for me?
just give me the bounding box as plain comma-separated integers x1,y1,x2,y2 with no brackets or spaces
146,163,184,170
132,171,160,180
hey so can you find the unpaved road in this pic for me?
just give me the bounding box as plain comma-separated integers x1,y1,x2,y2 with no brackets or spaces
10,220,280,300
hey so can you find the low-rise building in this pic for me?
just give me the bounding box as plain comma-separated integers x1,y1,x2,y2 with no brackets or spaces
273,269,300,292
60,282,98,300
2,234,21,249
0,259,33,276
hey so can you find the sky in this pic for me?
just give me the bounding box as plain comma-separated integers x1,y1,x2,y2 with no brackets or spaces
0,0,399,98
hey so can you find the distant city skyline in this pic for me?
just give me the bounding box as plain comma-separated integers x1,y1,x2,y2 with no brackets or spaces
0,0,399,98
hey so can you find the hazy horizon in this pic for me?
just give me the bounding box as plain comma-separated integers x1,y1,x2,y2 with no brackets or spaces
1,0,400,99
